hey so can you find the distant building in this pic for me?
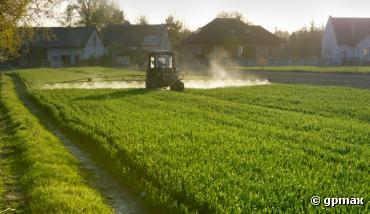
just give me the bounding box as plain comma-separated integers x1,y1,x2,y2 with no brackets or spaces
100,24,171,65
322,17,370,65
183,18,284,62
22,27,105,67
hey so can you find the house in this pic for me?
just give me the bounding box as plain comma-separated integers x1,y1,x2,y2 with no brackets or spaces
322,17,370,65
100,24,171,65
22,27,105,67
183,18,284,62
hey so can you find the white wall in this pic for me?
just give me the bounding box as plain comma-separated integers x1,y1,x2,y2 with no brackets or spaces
46,30,105,67
83,30,105,59
321,18,339,60
356,35,370,60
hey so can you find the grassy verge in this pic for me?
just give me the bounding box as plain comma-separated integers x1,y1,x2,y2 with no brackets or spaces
0,74,113,213
232,66,370,74
0,113,25,214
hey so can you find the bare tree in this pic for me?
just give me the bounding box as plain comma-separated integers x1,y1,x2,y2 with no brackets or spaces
274,28,290,40
135,15,149,25
61,0,129,29
217,11,251,24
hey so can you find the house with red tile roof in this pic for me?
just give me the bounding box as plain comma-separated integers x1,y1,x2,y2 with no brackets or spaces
322,16,370,65
183,18,284,62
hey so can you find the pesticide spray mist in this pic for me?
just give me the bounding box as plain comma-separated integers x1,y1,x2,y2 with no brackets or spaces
43,54,270,90
43,81,145,90
182,59,270,89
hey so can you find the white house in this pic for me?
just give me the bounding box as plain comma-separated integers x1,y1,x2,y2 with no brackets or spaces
22,27,105,67
322,17,370,65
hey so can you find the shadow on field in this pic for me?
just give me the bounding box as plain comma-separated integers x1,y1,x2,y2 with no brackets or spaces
74,89,153,101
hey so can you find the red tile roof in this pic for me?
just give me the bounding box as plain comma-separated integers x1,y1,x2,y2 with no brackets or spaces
331,17,370,45
184,18,284,45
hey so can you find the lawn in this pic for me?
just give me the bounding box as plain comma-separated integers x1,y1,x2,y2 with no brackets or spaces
232,66,370,74
20,67,370,213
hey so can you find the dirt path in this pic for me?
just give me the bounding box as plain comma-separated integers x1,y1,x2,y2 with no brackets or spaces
13,77,150,214
241,70,370,89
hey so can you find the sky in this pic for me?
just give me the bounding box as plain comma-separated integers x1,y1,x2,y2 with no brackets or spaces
115,0,370,32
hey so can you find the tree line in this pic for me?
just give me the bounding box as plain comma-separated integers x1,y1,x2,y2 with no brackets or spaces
1,0,323,61
274,22,324,58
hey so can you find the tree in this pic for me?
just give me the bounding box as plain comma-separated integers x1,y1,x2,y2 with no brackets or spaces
164,15,192,49
0,0,61,60
274,28,290,41
165,15,183,47
60,4,78,27
61,0,129,29
285,22,323,57
135,15,149,25
217,11,251,24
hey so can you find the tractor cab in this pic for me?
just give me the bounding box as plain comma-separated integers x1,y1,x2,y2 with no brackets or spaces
146,50,184,91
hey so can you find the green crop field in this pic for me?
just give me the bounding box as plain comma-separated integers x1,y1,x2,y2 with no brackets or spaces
0,67,368,213
233,65,370,74
13,67,368,213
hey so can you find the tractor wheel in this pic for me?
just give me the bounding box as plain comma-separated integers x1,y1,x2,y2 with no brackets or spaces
177,81,184,91
146,81,153,89
170,81,184,92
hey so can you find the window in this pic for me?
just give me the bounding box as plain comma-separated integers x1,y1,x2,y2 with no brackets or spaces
243,45,257,58
156,54,172,68
52,56,59,61
364,48,370,56
150,56,155,68
143,36,159,46
62,55,71,66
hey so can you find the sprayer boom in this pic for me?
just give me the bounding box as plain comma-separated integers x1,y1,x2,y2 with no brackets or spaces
44,74,147,86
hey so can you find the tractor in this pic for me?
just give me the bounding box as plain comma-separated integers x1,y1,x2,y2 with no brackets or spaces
145,50,184,91
43,50,185,92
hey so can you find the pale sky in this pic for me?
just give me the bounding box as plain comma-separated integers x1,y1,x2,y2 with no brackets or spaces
116,0,370,32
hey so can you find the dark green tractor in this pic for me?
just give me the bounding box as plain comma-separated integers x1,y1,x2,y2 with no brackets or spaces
146,50,184,91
